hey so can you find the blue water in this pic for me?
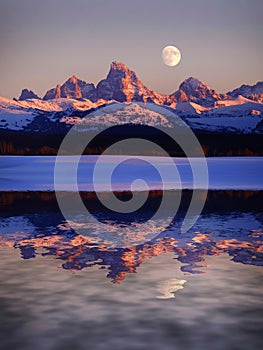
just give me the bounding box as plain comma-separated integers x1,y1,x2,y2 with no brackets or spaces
0,156,262,349
0,156,263,190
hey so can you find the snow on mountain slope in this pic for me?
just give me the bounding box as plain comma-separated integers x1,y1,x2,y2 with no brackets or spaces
0,96,37,130
228,81,263,103
20,97,109,112
0,95,262,134
1,62,263,134
170,77,228,107
175,101,209,114
1,96,106,113
0,97,181,132
0,108,35,131
183,99,263,132
73,102,179,130
0,96,24,109
0,96,111,131
215,95,255,107
186,116,261,133
207,100,263,117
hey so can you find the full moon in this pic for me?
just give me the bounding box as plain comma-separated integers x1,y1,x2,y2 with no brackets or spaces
162,45,181,67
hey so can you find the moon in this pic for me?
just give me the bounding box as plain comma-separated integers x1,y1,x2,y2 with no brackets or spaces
162,45,181,67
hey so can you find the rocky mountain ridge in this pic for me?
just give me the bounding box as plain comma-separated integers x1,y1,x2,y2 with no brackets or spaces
0,61,262,135
16,61,263,106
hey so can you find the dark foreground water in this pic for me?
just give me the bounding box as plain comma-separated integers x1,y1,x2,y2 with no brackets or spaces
0,190,262,350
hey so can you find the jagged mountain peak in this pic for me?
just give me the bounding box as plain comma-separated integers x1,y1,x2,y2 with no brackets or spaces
96,61,166,104
43,75,96,101
228,81,263,93
228,81,263,103
182,76,202,84
110,61,130,71
15,62,263,106
106,61,139,82
172,76,226,106
67,75,80,83
180,76,212,90
18,88,40,101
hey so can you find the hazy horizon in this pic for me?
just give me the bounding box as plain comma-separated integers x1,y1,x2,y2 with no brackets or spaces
0,0,262,99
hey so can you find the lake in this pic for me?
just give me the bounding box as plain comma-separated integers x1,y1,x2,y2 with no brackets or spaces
0,156,262,350
1,156,263,191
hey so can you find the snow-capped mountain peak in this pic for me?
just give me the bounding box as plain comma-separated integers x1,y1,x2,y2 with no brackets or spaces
16,61,263,107
228,81,263,103
74,102,178,130
171,76,227,106
2,61,262,135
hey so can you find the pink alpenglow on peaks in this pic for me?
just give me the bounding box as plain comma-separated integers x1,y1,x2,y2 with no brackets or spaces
15,61,263,109
171,77,228,107
43,76,96,101
9,61,262,134
228,82,263,103
96,61,167,104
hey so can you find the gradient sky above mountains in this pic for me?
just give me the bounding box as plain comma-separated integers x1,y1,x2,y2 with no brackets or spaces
0,0,262,99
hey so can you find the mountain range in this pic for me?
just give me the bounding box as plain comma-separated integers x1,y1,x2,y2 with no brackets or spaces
17,61,263,105
0,61,262,134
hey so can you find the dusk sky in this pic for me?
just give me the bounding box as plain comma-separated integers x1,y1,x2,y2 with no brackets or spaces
0,0,262,99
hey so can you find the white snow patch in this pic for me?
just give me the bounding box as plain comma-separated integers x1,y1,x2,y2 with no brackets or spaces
176,101,209,114
215,95,252,107
208,101,263,117
0,108,35,130
75,102,179,130
186,116,262,133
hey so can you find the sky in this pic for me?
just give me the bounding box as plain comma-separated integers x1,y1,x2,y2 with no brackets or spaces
0,0,262,99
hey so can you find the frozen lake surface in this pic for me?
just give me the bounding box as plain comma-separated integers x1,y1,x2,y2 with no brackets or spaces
0,156,263,191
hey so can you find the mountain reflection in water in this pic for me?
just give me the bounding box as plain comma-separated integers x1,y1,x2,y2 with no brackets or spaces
0,190,262,284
